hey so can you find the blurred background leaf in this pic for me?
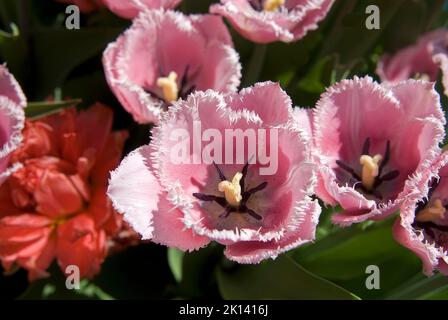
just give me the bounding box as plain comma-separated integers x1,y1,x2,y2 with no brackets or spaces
216,255,359,300
26,98,82,118
291,217,423,299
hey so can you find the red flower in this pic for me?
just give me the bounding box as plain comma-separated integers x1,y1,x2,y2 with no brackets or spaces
0,103,131,281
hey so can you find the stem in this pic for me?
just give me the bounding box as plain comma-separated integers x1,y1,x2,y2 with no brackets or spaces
243,44,267,87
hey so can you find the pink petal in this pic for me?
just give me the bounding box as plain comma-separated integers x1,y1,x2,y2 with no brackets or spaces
0,65,26,185
152,196,210,252
224,198,320,263
107,146,157,239
226,82,292,126
210,0,335,43
0,64,26,107
102,0,181,19
393,214,438,276
103,10,241,124
393,153,448,275
377,29,448,85
314,77,445,225
108,145,210,250
292,107,313,139
151,86,319,245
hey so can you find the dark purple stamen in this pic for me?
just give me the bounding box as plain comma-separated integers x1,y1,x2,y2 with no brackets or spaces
178,65,200,98
192,193,227,208
377,140,391,178
240,162,249,192
144,88,164,101
219,207,232,219
336,160,361,181
411,177,448,246
335,138,399,200
248,0,287,12
248,0,263,11
213,161,227,181
244,181,268,196
413,221,448,233
145,65,200,105
380,170,400,181
192,163,267,221
415,177,440,213
362,137,371,155
243,207,263,220
180,65,189,91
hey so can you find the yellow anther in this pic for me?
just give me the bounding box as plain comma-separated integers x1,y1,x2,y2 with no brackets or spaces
416,198,446,223
156,71,179,103
263,0,285,12
218,172,243,207
359,154,382,190
414,73,431,82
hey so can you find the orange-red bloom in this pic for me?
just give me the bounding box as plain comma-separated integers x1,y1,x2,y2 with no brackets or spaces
0,103,130,281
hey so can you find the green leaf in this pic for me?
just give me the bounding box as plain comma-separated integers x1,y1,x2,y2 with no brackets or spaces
168,248,184,283
26,99,82,119
297,55,337,93
0,23,19,44
419,286,448,300
295,224,404,279
291,218,422,299
386,273,448,300
19,265,114,300
178,244,223,299
32,27,122,98
320,0,404,65
216,255,359,300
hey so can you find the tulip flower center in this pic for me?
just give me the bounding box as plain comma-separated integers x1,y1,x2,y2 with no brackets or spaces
218,172,243,207
249,0,285,12
412,178,448,246
336,138,400,200
416,199,446,222
193,162,268,221
359,154,382,190
263,0,285,11
413,178,448,234
156,71,179,103
413,72,431,82
148,66,198,105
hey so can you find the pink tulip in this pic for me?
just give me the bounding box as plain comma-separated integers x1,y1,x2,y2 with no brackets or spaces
313,77,445,226
377,29,448,96
108,82,321,263
210,0,335,43
103,10,241,124
0,65,26,186
394,153,448,275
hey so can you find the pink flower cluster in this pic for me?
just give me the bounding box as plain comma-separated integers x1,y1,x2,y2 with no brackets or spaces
2,0,448,281
98,3,448,274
